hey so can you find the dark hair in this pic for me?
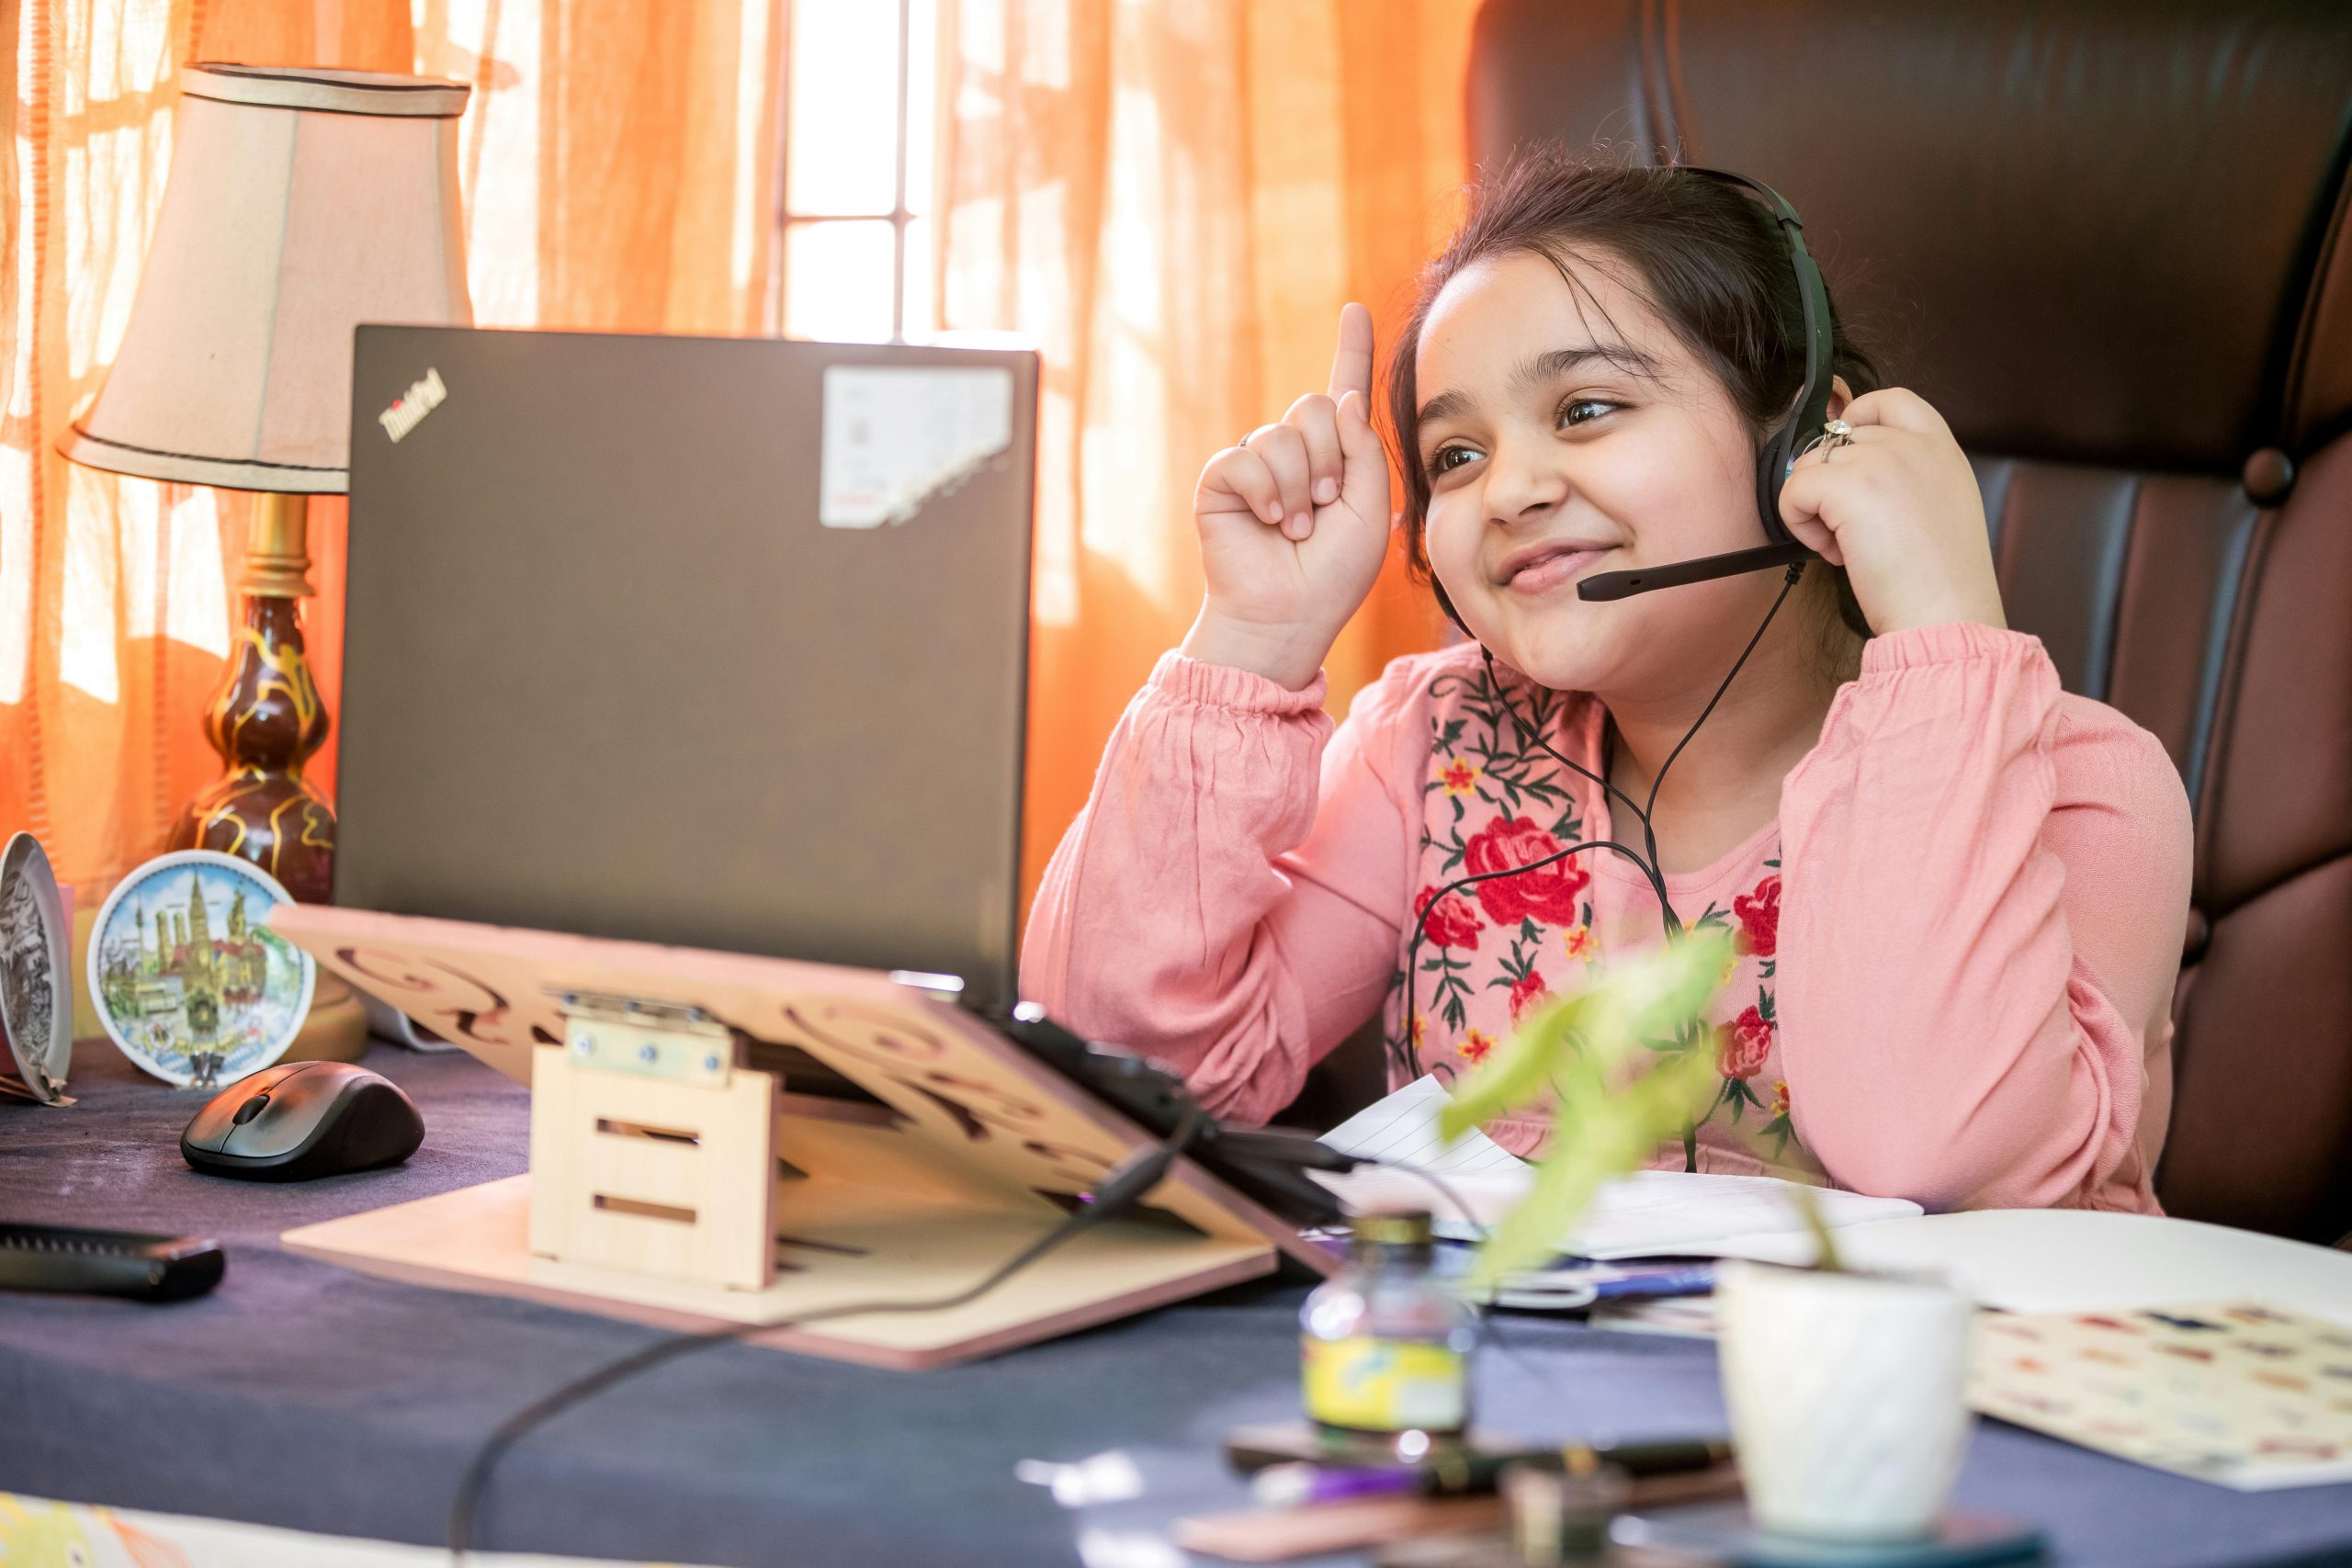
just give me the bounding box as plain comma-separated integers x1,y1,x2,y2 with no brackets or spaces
1386,145,1881,640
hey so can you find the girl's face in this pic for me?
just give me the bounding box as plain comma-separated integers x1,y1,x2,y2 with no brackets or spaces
1413,249,1800,702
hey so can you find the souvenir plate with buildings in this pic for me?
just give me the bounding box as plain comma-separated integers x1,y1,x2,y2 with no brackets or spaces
0,832,74,1104
86,850,316,1089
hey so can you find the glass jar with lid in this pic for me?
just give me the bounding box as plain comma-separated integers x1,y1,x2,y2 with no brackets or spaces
1300,1208,1479,1456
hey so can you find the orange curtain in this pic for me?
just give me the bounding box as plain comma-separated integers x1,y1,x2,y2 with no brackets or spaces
934,0,1476,902
6,0,1463,927
0,0,395,909
0,0,783,911
410,0,783,336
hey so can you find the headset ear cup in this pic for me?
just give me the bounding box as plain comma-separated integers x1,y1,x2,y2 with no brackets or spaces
1758,438,1799,549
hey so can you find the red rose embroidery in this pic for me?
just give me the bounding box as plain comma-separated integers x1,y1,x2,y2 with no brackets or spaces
1733,875,1781,958
1462,816,1591,926
1720,1006,1773,1079
1508,969,1551,1022
1414,886,1484,951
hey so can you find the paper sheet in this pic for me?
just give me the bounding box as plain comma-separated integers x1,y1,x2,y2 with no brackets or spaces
1317,1076,1919,1260
1695,1208,2352,1323
1318,1074,1523,1177
1972,1300,2352,1490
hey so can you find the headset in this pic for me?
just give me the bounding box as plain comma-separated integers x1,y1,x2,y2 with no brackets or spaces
1399,167,1837,1089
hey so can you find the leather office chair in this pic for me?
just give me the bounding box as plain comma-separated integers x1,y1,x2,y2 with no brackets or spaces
1467,0,2352,1244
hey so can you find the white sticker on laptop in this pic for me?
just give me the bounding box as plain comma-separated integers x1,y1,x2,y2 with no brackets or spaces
820,365,1015,529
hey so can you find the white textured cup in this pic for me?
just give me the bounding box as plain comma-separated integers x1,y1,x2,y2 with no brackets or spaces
1715,1260,1975,1540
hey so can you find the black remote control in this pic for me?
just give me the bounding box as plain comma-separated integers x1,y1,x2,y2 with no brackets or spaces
0,1222,224,1301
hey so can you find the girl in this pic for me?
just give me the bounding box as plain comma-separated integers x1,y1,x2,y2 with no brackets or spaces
1022,150,2192,1213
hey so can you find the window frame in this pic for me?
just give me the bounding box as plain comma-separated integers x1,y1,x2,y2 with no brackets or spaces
771,0,921,344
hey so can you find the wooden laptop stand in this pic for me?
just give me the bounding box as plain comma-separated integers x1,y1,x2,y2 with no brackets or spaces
268,907,1333,1370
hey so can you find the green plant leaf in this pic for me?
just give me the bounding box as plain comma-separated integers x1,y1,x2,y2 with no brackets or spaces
1428,930,1737,1289
1437,990,1586,1141
1464,1040,1722,1287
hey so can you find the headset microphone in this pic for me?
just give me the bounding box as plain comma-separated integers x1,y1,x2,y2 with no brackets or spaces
1573,169,1837,604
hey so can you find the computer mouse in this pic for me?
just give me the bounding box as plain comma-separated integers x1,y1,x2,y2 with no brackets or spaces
180,1061,424,1181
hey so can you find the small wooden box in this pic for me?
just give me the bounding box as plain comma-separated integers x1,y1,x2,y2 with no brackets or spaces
527,1038,780,1292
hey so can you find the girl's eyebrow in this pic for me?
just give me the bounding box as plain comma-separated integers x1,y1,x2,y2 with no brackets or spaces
1416,388,1473,427
1417,343,1662,430
1517,343,1660,389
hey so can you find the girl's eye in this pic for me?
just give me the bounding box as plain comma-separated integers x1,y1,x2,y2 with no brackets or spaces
1560,398,1618,428
1428,444,1479,477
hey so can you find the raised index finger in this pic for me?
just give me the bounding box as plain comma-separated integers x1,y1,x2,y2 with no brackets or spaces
1328,302,1374,402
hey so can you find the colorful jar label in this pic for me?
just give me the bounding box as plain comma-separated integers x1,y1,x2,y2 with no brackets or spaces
1302,1336,1467,1431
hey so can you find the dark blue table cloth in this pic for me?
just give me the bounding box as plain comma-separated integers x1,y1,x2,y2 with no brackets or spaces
3,1043,2349,1567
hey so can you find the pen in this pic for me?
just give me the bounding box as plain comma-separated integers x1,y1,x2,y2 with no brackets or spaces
1248,1438,1734,1506
1588,1264,1715,1299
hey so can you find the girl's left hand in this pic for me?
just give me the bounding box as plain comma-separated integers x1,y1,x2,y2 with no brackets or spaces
1777,387,2007,636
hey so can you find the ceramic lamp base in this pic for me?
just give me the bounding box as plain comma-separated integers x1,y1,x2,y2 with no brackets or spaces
173,491,336,904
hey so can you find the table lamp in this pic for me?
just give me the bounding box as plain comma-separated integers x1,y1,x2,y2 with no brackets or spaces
60,63,471,1056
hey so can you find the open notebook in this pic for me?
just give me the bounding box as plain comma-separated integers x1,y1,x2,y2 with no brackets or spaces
1315,1076,1919,1260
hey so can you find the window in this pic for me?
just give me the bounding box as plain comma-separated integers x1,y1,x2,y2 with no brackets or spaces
775,0,938,344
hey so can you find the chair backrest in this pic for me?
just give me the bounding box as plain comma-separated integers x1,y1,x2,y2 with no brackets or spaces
1467,0,2352,1243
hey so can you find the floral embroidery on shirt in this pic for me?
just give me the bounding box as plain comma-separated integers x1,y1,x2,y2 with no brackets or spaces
1507,969,1551,1022
1710,986,1781,1138
1419,665,1586,829
1687,900,1742,986
1388,656,1812,1174
1464,815,1594,925
1721,1002,1773,1079
1758,1079,1795,1157
1492,919,1564,1022
1734,864,1781,979
1415,886,1484,950
1411,886,1485,1045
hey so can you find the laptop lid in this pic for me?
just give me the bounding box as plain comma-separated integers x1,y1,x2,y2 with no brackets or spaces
335,325,1037,1007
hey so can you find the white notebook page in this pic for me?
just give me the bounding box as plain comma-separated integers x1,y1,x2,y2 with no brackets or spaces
1317,1076,1920,1260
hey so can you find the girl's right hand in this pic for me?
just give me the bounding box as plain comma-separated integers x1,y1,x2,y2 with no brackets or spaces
1182,303,1394,691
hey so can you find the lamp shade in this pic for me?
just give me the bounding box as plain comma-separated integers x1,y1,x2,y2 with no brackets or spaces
60,64,471,494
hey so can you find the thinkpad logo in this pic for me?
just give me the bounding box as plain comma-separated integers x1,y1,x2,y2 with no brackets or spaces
379,367,448,443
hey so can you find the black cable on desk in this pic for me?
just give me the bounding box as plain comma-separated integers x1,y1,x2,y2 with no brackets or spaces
447,1103,1204,1562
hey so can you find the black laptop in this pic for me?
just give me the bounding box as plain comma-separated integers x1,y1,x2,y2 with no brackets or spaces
336,326,1039,1008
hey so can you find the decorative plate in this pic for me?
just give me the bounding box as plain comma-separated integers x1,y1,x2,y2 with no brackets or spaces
0,832,74,1104
86,850,316,1089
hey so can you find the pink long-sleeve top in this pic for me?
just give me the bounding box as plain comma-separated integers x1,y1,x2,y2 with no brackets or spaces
1023,623,2194,1213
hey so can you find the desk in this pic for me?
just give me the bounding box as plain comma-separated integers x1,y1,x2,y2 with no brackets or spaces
4,1046,2350,1568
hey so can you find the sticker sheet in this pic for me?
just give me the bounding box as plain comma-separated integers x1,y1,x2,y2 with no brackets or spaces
818,364,1013,528
1972,1300,2352,1489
